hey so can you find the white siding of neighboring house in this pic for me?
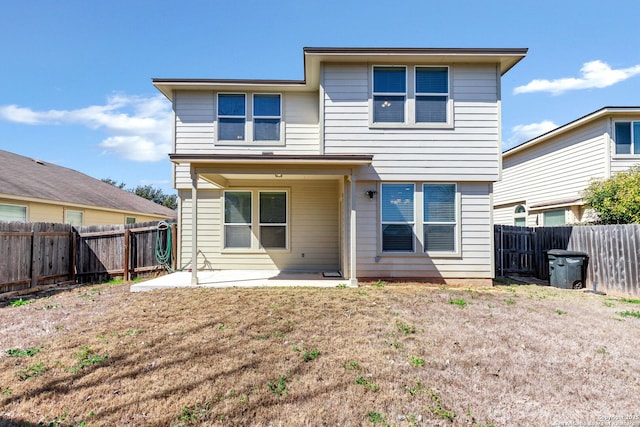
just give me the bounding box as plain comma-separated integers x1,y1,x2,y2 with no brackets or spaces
322,63,501,182
494,119,608,225
173,91,320,189
177,179,340,271
354,181,494,280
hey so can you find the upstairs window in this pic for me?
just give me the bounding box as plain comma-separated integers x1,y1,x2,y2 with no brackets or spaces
416,67,449,123
371,65,450,127
614,121,640,155
253,94,281,141
218,94,246,141
373,66,406,123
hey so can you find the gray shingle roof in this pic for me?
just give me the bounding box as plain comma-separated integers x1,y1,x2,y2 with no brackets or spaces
0,149,176,218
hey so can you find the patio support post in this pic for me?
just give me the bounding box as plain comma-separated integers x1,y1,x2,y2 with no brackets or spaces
349,170,358,286
191,169,199,285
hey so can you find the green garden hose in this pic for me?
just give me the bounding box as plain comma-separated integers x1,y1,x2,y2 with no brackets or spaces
155,221,174,271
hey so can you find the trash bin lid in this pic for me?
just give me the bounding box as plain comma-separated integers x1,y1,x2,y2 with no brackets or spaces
547,249,589,257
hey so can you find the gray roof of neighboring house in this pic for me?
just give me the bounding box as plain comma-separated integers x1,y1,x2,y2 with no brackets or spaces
0,149,176,218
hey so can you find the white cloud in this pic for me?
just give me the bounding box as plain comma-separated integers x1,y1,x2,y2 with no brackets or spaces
514,60,640,95
505,120,558,149
0,94,172,162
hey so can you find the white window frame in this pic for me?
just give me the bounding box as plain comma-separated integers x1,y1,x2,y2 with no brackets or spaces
258,190,288,249
422,183,459,255
380,183,415,253
415,66,450,125
252,93,282,142
369,65,452,129
217,93,247,142
222,189,289,252
0,203,27,222
372,66,407,125
379,182,460,257
125,216,137,224
216,93,284,146
613,120,640,156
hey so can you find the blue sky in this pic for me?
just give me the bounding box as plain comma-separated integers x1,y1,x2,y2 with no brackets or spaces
2,0,640,194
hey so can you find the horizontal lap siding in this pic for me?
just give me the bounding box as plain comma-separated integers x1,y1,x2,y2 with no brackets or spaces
178,181,339,271
174,91,320,189
494,121,607,217
322,64,500,182
611,157,640,174
355,182,493,279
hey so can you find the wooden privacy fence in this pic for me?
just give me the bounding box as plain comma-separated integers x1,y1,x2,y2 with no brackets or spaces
495,224,640,297
0,220,176,296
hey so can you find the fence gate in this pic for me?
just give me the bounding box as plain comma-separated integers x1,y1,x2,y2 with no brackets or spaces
495,225,535,277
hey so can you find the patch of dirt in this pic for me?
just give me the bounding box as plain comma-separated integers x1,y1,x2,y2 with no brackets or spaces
0,281,639,426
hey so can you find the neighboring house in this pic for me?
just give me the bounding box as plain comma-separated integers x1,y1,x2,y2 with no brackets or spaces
494,107,640,227
0,149,177,225
153,47,527,285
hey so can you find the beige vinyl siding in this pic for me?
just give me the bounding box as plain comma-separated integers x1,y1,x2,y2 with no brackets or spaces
322,63,501,182
178,180,339,271
494,120,608,225
355,182,493,279
173,91,320,189
611,156,640,174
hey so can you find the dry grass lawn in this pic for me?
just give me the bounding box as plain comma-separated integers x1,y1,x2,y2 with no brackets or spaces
0,280,639,426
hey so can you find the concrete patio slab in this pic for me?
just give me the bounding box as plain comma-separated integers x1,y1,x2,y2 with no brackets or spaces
130,270,351,292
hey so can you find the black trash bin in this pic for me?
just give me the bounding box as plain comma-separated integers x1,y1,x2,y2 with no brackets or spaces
547,249,589,289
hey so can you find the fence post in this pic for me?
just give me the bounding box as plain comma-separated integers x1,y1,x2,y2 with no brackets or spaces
30,227,40,289
124,229,130,281
171,223,177,271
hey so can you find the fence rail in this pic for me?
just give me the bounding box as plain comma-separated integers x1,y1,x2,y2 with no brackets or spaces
495,224,640,297
0,220,176,296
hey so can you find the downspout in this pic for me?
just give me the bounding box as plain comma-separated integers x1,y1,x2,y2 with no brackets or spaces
349,170,358,287
191,168,199,285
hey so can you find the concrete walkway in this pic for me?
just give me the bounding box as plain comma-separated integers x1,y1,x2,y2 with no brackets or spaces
130,270,351,292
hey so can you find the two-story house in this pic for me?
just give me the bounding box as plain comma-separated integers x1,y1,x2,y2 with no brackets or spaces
494,106,640,227
153,47,527,286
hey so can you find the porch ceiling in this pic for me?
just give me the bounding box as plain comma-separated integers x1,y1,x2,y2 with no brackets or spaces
170,153,373,188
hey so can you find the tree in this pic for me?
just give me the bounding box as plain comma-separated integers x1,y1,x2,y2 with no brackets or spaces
582,165,640,224
102,179,177,210
100,178,126,189
131,184,178,210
